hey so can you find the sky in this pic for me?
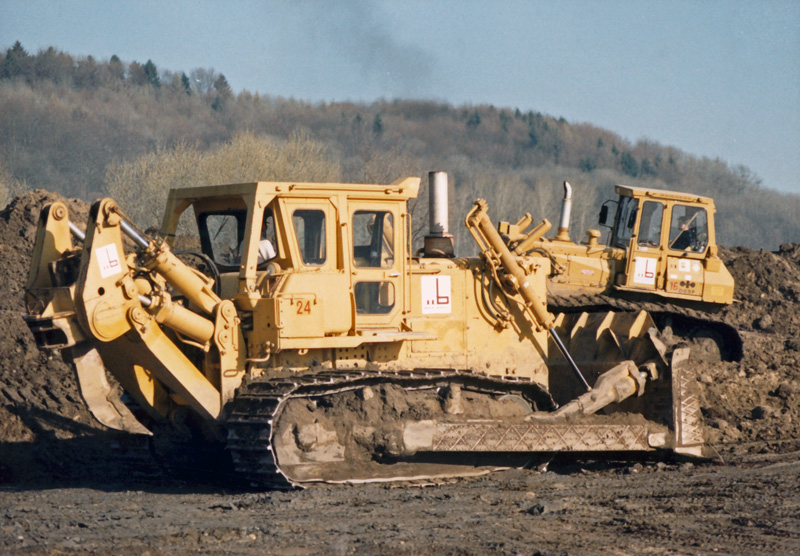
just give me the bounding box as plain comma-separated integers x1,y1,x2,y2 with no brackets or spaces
2,0,799,194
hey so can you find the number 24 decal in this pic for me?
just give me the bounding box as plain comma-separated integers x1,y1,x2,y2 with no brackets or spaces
296,300,312,315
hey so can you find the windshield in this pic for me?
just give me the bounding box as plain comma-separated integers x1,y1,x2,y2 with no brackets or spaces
198,210,247,268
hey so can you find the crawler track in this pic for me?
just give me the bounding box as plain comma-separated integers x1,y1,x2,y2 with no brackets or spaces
224,360,699,488
225,370,556,488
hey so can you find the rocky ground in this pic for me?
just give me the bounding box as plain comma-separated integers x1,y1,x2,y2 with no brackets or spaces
1,190,799,555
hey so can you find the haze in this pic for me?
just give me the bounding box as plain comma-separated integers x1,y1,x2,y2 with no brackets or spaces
2,0,798,194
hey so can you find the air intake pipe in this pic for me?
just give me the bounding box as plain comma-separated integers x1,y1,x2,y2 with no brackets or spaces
423,171,455,257
554,181,572,242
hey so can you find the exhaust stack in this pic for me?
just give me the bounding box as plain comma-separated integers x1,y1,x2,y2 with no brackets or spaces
423,171,454,257
555,181,572,242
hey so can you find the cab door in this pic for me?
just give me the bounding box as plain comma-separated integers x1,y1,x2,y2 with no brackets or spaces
623,200,665,291
273,198,352,338
664,204,709,298
348,201,404,329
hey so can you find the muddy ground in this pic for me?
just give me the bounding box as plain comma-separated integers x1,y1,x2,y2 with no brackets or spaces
1,191,799,555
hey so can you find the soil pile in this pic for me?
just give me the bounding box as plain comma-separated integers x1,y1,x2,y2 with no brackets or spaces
722,244,800,336
0,191,105,482
700,245,800,453
0,190,798,482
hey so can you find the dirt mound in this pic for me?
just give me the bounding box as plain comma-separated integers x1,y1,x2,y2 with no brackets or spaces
691,245,800,455
721,244,800,336
0,190,799,484
0,191,101,481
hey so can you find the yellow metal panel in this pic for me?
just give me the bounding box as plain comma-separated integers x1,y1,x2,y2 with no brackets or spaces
277,294,324,339
26,202,74,291
701,259,735,304
665,256,704,297
408,268,466,355
76,200,137,342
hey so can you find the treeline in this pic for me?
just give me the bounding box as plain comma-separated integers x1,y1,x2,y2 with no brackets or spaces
1,42,798,249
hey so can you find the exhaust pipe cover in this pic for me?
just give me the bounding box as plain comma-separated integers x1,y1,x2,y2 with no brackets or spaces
555,181,572,242
424,171,454,257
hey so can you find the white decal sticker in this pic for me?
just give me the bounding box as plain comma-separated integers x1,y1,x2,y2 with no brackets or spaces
421,276,451,314
692,261,702,273
96,244,122,279
678,259,691,272
632,257,657,285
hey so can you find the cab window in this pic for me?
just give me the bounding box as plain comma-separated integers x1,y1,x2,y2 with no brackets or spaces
256,208,277,265
352,211,394,268
637,201,664,247
198,210,246,268
613,197,638,248
354,281,395,314
292,209,326,266
668,205,709,252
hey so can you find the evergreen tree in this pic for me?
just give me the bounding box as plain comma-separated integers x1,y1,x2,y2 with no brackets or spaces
181,72,192,95
527,129,539,148
372,114,384,136
466,110,481,130
640,158,657,177
619,152,639,177
1,41,30,80
579,157,597,173
213,74,231,98
108,55,125,81
499,110,512,132
143,59,160,88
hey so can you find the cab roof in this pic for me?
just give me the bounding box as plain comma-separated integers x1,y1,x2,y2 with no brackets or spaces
615,184,714,206
166,177,421,204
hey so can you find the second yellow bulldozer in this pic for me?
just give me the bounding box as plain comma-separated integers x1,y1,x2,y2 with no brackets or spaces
24,172,712,487
498,181,741,361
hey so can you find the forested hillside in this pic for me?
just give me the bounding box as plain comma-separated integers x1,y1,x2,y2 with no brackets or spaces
1,42,797,249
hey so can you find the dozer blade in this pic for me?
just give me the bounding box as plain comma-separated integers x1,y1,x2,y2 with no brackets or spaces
70,344,152,436
404,415,656,454
403,348,709,458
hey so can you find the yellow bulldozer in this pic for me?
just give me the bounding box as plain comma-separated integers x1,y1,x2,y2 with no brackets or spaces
498,181,741,362
24,173,713,487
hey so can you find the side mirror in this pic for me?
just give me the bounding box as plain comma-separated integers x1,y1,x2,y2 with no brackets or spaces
598,205,609,226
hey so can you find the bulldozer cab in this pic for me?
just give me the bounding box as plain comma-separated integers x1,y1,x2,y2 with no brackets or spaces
604,185,732,304
160,180,418,349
